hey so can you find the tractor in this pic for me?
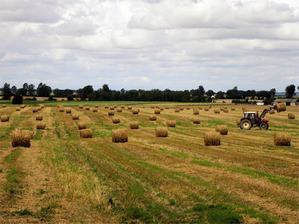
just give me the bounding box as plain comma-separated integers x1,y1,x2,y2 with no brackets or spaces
239,105,282,130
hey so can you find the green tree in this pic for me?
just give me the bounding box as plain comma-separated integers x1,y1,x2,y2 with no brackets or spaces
285,84,295,98
37,83,52,97
2,83,12,100
12,90,23,104
28,84,35,96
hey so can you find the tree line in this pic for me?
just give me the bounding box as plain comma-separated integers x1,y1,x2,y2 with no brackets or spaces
1,82,298,104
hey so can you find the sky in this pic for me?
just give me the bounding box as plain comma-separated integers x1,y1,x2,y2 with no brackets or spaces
0,0,299,92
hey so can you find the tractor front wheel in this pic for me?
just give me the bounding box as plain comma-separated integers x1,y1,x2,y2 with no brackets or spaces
259,122,269,130
240,119,252,130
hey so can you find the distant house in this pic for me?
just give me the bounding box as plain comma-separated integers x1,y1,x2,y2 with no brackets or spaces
274,99,298,106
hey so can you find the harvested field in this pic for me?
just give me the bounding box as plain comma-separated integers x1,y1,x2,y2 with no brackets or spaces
0,102,298,223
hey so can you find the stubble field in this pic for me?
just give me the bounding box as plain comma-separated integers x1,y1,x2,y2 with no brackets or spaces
0,102,298,223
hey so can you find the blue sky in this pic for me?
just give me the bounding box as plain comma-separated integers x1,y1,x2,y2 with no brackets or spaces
0,0,298,91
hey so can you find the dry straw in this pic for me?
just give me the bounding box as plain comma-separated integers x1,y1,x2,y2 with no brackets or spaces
223,109,229,113
149,115,157,121
1,115,9,122
108,111,115,116
104,106,109,109
79,105,83,109
20,105,26,109
214,109,220,114
193,118,201,124
59,108,64,112
109,107,115,110
288,113,295,119
127,106,132,110
112,117,120,124
2,105,6,108
78,122,87,130
186,107,191,110
204,132,221,146
112,129,128,143
236,119,241,125
216,125,228,135
193,109,199,115
165,106,169,109
85,106,90,111
66,108,72,114
33,108,38,113
72,114,79,120
121,105,125,109
155,127,168,137
130,122,139,129
150,106,155,109
92,108,98,112
174,108,180,113
36,115,43,121
231,108,236,111
154,109,161,114
117,108,122,112
36,122,46,130
269,110,275,114
16,107,21,111
166,120,176,127
204,108,209,111
11,130,32,147
80,129,92,138
276,103,286,112
274,133,291,146
132,109,139,114
95,105,99,108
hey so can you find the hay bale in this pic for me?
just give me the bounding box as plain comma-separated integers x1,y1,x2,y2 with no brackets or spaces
150,106,155,109
112,129,128,143
276,103,286,112
95,105,99,108
59,108,64,112
231,108,236,111
154,109,160,114
198,107,202,110
193,118,200,124
104,106,109,109
79,105,83,109
108,111,115,116
223,109,228,113
288,113,295,119
92,108,98,112
80,129,92,138
121,105,125,109
112,117,120,124
36,122,46,130
65,108,72,114
16,107,21,111
132,109,139,114
193,109,199,115
214,109,220,114
20,105,26,109
33,108,38,113
204,108,209,111
1,115,9,122
109,107,115,110
36,115,43,121
117,108,122,112
130,122,139,129
10,130,31,147
269,110,275,114
2,105,7,108
166,120,176,127
72,114,79,120
149,115,157,121
165,106,169,109
78,122,87,130
174,108,180,113
155,127,168,137
215,125,228,135
204,132,221,146
274,133,291,146
85,106,90,111
127,106,132,110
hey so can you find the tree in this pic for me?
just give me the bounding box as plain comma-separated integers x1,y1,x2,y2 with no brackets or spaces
285,84,295,98
20,83,29,96
226,86,242,99
206,90,215,97
11,86,17,95
215,91,225,99
2,83,12,100
28,84,35,96
12,90,23,104
37,83,52,97
79,85,94,100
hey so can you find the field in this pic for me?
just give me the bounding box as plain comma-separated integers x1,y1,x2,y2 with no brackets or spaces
0,101,298,223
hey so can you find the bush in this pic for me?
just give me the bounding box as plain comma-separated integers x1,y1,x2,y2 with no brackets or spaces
12,94,23,104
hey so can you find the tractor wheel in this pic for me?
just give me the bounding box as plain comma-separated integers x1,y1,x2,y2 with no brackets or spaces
259,122,269,130
240,119,252,130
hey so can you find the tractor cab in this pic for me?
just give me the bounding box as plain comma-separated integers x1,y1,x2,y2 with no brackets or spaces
243,112,259,122
240,112,268,130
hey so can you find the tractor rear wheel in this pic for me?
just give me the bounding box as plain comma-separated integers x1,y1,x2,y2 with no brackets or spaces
240,119,252,130
259,122,269,130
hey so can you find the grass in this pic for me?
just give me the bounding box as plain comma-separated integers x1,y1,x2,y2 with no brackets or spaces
0,102,298,223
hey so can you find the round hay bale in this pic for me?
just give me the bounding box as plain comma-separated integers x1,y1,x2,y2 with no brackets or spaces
204,132,221,146
36,115,43,121
150,106,155,109
214,109,220,114
274,133,291,146
85,106,90,111
166,120,176,127
95,105,99,108
215,125,228,135
174,108,180,113
154,109,161,114
72,114,79,120
80,129,92,138
1,115,9,122
78,122,87,130
36,122,46,130
288,113,295,119
193,118,200,124
65,108,72,114
155,127,168,137
2,105,7,108
269,110,275,114
10,130,31,147
223,109,229,113
20,105,26,109
276,103,286,112
121,105,125,109
186,107,191,110
127,106,132,110
104,106,109,109
204,108,209,111
130,122,139,129
59,108,64,112
117,108,122,112
108,111,115,116
165,106,169,109
79,105,83,109
231,108,236,111
33,108,39,113
92,108,98,112
193,109,199,115
16,107,21,111
112,129,128,143
132,109,139,114
112,117,120,124
198,107,202,110
149,115,157,121
109,107,115,110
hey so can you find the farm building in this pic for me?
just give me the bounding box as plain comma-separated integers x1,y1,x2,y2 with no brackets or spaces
274,99,298,106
